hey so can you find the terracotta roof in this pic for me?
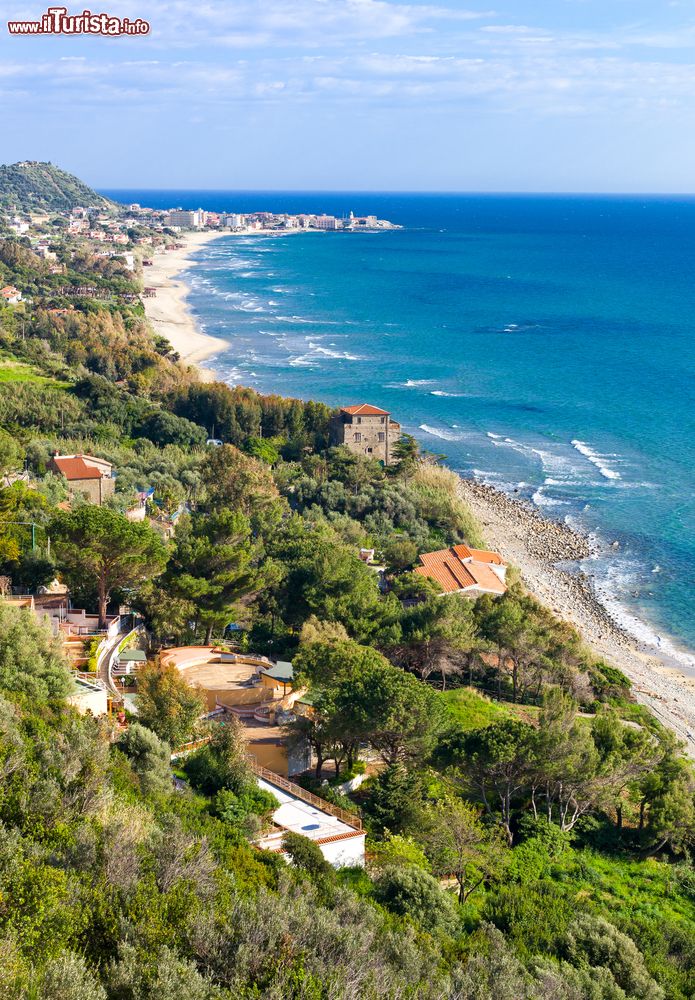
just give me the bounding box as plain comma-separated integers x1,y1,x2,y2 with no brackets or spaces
415,545,507,595
52,456,103,481
416,554,476,592
452,544,506,566
464,562,507,594
340,404,389,416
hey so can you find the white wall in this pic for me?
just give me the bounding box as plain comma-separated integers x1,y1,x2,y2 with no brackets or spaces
317,834,366,868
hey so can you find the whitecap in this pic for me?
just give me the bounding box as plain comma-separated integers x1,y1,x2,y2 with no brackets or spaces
386,379,436,389
571,439,621,480
532,488,568,509
313,347,362,361
273,315,315,324
489,435,580,481
418,424,465,442
287,354,320,367
472,468,505,481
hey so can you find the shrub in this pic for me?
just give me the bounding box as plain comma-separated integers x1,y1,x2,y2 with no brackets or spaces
374,863,458,934
282,831,335,882
214,785,278,837
562,914,665,1000
118,723,172,797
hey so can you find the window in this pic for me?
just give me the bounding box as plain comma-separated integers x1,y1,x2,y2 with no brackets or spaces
378,432,385,442
354,432,362,442
357,416,362,424
380,416,385,424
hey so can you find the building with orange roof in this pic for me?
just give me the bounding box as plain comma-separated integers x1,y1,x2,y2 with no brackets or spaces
330,403,401,465
1,286,22,304
48,453,115,505
414,543,507,597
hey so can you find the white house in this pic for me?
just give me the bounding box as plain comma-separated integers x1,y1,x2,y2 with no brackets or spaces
1,286,22,305
254,771,365,868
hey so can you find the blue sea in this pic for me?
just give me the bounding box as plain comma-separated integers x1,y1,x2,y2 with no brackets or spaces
105,191,695,667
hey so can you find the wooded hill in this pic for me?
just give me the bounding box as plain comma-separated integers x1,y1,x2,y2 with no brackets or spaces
0,161,114,212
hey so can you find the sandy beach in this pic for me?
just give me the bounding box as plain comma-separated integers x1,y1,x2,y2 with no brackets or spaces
457,478,695,756
142,231,225,377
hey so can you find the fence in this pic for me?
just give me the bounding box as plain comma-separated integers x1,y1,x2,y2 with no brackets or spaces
169,741,363,831
249,761,363,831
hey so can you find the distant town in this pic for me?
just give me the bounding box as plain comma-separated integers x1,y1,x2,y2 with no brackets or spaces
0,197,400,303
2,200,399,246
156,206,401,233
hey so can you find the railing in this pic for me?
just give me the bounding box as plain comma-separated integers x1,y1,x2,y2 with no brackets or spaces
249,761,363,831
257,827,363,852
75,672,107,690
169,742,363,831
170,735,212,760
100,620,139,698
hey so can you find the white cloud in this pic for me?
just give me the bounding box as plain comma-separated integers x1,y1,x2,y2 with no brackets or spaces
3,0,695,120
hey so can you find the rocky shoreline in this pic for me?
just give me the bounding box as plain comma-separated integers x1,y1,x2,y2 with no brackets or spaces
461,479,593,563
456,475,695,756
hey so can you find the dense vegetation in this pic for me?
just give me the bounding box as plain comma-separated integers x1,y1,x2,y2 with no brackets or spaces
0,187,693,997
0,161,112,212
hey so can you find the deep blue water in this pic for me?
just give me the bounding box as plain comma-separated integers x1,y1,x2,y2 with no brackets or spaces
105,191,695,664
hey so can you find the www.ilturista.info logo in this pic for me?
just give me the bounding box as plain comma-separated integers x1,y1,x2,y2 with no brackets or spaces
7,6,150,35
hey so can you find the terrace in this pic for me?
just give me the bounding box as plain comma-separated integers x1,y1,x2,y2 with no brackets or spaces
160,646,308,776
252,764,365,868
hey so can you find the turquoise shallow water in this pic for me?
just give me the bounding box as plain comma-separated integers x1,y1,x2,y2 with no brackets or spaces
105,192,695,664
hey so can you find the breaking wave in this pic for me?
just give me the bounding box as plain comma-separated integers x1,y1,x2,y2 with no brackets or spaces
571,440,622,480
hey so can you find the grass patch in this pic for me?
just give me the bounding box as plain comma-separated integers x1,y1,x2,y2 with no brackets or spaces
440,687,511,730
0,357,69,387
440,687,541,731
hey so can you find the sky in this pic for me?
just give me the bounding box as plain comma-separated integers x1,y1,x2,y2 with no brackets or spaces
1,0,695,191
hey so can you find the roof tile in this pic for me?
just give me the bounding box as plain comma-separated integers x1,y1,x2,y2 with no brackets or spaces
340,404,389,416
415,544,507,595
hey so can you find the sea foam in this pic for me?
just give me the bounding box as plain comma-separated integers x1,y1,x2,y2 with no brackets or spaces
419,424,466,442
571,440,621,480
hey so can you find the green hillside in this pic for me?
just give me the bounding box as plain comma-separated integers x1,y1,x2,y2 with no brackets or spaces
0,160,115,212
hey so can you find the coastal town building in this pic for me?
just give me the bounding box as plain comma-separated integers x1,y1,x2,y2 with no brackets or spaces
164,209,207,229
415,544,508,597
314,215,340,230
67,676,108,717
48,453,115,505
331,404,401,466
0,285,21,304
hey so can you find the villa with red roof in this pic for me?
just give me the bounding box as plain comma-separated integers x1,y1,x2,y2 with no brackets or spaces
330,403,401,465
48,453,115,505
415,543,508,597
1,286,22,304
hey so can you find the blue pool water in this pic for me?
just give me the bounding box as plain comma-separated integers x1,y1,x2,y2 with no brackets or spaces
105,191,695,664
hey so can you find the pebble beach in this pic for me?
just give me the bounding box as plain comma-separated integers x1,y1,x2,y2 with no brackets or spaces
457,477,695,756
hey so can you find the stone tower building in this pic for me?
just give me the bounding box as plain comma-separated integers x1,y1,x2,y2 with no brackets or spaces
330,404,401,466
